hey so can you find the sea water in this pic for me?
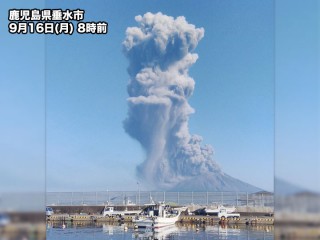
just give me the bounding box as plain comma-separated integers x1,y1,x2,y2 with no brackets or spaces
46,222,274,239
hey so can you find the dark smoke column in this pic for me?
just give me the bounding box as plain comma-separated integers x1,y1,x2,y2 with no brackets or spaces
123,12,221,190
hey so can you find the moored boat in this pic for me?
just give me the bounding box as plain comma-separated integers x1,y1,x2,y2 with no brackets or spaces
133,203,180,229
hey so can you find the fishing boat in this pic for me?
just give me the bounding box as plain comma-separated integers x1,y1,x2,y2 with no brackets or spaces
134,225,179,238
133,203,181,229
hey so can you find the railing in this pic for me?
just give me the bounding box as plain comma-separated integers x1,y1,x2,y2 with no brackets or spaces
46,191,274,208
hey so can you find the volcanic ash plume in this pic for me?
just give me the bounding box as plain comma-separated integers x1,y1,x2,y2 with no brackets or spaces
123,12,221,190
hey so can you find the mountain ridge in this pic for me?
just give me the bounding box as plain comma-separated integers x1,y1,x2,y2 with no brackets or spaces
168,172,262,193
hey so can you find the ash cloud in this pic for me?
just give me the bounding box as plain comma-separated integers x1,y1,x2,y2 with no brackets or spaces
123,12,221,190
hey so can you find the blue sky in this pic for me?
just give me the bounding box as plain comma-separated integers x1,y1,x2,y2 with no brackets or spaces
45,0,274,192
275,0,319,192
1,0,318,193
0,0,45,192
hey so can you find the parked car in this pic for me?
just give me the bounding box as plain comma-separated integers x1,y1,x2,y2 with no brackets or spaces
46,207,54,216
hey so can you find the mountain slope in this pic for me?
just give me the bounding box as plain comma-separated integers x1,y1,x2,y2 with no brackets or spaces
169,172,262,192
275,177,307,195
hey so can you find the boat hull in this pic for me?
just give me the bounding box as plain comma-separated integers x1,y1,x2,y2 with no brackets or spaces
133,216,179,229
154,217,179,229
133,218,154,228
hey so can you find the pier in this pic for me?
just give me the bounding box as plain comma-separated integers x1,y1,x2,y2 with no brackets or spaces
47,213,274,225
46,191,274,226
46,204,274,225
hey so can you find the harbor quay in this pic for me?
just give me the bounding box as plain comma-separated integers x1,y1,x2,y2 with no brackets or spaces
46,204,274,225
46,191,274,226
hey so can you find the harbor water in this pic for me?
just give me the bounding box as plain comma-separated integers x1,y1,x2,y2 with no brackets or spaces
46,222,274,239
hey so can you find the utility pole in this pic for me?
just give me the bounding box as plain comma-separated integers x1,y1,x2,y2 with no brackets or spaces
137,182,140,206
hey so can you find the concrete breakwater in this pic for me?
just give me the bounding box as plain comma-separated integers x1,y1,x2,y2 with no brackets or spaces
49,205,273,216
47,214,274,225
50,205,140,215
47,205,274,225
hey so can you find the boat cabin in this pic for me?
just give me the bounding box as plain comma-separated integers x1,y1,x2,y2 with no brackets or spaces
142,203,174,218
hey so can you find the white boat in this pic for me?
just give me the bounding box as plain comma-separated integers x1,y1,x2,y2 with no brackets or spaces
134,225,178,238
133,203,180,229
204,205,236,215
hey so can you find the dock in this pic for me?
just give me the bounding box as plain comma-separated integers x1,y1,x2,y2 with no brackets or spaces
47,211,274,226
46,204,274,226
